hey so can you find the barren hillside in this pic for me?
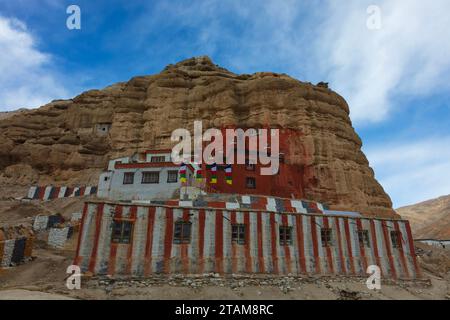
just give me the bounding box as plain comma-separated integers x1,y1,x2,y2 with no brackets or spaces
397,195,450,239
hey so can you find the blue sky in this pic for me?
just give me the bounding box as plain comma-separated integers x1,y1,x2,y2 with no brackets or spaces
1,0,449,208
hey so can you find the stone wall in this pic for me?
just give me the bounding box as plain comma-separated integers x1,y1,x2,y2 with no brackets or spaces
71,212,83,222
33,215,49,231
0,239,15,267
48,227,70,249
0,225,34,268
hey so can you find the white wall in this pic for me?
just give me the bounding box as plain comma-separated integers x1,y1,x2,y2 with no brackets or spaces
104,166,192,201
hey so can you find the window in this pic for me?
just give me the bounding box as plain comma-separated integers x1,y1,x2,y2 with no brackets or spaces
142,171,159,184
151,156,165,163
390,231,402,248
246,177,256,189
232,224,246,245
173,220,192,244
358,230,371,247
123,172,134,184
167,170,178,183
111,220,133,244
279,226,292,245
245,159,256,171
321,228,333,247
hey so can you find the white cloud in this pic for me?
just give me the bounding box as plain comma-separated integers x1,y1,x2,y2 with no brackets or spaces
315,0,450,123
365,137,450,207
130,0,450,125
0,15,68,110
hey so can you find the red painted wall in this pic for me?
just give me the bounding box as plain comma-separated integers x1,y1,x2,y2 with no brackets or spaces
201,128,306,199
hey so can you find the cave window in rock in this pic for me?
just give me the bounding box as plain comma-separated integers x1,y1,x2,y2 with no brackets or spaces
95,123,112,135
123,172,134,185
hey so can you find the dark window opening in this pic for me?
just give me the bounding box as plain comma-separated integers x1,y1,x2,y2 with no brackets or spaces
321,228,333,247
246,177,256,189
245,159,256,171
167,170,178,183
279,226,292,245
142,171,159,184
111,220,133,244
174,220,192,244
390,231,402,248
358,230,371,247
123,172,134,184
232,224,246,245
151,156,166,163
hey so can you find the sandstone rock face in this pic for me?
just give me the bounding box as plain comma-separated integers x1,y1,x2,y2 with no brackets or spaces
0,56,396,218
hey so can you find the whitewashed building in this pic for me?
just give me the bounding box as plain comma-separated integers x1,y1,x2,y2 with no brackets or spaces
97,150,195,201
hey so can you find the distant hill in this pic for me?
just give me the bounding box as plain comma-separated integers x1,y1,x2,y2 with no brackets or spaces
397,195,450,239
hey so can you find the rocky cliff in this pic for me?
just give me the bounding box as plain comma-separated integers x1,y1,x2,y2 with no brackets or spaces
0,56,396,218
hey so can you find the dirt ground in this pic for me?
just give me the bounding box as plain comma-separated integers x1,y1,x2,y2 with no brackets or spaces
0,197,449,300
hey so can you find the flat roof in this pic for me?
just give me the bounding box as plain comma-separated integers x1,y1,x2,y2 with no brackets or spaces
115,161,195,171
415,239,450,242
84,199,409,223
144,149,173,154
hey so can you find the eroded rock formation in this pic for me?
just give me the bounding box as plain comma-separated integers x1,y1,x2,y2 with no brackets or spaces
0,56,396,218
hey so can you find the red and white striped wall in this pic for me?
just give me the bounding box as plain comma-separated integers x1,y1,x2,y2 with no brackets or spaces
136,195,360,217
27,186,97,201
74,201,421,279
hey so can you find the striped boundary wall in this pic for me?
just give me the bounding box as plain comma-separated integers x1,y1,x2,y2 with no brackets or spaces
0,237,34,268
32,214,64,231
48,227,70,249
27,186,97,201
0,240,15,268
74,201,421,279
33,215,49,231
137,195,351,216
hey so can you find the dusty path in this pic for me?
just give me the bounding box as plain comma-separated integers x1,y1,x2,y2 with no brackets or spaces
0,246,448,300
